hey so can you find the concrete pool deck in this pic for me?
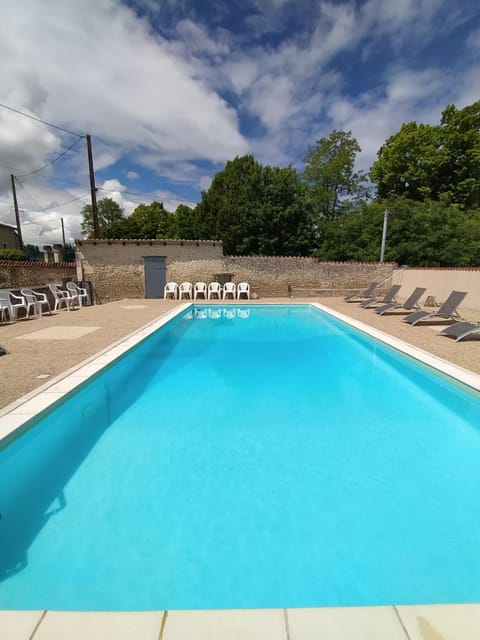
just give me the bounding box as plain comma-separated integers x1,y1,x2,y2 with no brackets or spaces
1,297,480,639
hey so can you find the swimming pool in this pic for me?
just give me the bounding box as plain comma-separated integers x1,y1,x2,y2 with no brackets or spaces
1,303,480,610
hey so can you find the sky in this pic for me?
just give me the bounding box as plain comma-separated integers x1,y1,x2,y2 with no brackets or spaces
0,0,479,247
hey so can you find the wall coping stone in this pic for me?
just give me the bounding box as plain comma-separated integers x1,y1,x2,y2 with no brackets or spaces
0,260,75,268
400,266,480,271
76,238,222,247
225,255,398,265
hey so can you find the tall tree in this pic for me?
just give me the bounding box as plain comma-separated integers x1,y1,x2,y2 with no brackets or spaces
370,100,480,208
129,201,176,239
195,155,263,254
370,122,441,201
255,166,315,255
80,197,125,238
174,204,196,239
438,101,480,208
302,129,366,218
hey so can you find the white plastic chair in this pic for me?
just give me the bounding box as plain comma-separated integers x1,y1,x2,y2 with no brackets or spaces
237,282,250,299
207,282,222,299
0,289,28,322
178,282,193,299
47,283,72,312
20,288,52,317
0,298,9,323
194,282,207,299
164,282,178,299
66,282,88,307
222,282,236,300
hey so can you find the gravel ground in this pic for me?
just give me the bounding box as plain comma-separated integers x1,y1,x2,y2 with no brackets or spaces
0,296,479,411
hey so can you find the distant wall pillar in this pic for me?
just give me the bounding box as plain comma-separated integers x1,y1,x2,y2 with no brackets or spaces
43,245,54,264
52,244,63,264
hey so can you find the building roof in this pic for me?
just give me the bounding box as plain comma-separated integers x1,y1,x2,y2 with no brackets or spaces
0,222,18,232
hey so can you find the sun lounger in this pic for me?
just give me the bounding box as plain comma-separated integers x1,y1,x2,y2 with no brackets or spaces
344,282,379,302
403,290,467,326
360,285,401,309
376,287,427,315
439,321,480,342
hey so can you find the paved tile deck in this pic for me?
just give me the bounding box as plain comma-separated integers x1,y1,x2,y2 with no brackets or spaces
2,605,480,639
17,326,101,340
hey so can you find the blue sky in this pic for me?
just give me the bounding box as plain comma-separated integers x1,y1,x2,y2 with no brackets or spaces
0,0,479,246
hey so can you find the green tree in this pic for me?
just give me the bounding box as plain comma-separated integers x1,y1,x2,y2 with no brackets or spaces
80,197,125,238
194,156,316,255
370,100,480,208
370,122,441,201
438,101,480,208
303,129,367,219
129,202,176,239
174,204,196,239
194,155,264,254
315,198,480,266
255,166,315,255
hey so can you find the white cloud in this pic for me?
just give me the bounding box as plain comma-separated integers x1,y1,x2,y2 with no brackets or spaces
0,0,248,171
126,171,139,180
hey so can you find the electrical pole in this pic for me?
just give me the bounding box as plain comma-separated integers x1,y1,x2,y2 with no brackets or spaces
86,134,99,238
10,174,24,249
380,208,389,262
61,217,66,245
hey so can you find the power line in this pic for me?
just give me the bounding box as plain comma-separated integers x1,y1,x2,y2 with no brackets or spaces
0,102,84,138
16,136,84,178
14,177,88,212
97,186,198,206
14,178,45,211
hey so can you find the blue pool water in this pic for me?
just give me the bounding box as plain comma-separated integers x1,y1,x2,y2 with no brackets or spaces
1,304,480,610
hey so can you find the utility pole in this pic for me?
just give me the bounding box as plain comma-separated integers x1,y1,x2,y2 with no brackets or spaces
60,217,66,245
10,174,24,249
86,134,99,238
380,208,389,262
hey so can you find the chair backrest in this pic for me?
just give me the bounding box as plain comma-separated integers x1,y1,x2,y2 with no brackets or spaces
437,290,467,314
224,282,236,293
66,282,79,296
208,282,221,293
48,283,63,299
20,288,36,304
237,282,250,293
403,287,427,307
194,282,207,292
382,284,401,303
361,282,379,297
179,282,193,295
0,290,11,305
164,282,178,298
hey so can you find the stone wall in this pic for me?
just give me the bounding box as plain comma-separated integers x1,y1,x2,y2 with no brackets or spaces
0,261,76,289
76,239,224,302
168,256,397,298
75,240,397,301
